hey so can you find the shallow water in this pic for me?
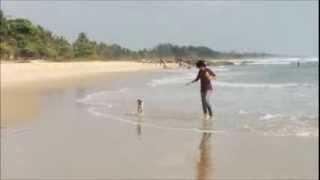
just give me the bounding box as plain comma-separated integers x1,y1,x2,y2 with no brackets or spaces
79,60,319,137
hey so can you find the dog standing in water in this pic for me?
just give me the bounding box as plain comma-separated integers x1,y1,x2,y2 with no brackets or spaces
137,99,144,115
136,99,144,137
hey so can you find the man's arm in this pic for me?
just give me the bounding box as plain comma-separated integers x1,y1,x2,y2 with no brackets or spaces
186,70,200,85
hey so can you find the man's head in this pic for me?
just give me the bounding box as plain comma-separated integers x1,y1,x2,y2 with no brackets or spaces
196,60,206,70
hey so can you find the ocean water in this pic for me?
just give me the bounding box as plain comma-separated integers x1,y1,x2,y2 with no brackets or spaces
78,58,319,137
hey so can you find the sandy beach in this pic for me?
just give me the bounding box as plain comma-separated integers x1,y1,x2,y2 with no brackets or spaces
1,60,175,127
1,60,318,179
1,60,174,88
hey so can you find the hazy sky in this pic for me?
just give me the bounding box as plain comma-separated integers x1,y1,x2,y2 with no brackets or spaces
1,1,318,56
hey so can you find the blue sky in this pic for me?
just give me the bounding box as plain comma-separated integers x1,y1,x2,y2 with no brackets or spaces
1,1,318,56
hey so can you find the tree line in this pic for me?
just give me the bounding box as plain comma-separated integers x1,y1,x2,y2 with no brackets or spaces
0,10,273,61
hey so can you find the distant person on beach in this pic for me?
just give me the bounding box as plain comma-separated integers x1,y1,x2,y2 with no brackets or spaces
176,57,183,67
159,58,167,68
297,61,300,67
186,60,216,119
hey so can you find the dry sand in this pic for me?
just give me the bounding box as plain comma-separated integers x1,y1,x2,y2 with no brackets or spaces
1,60,175,88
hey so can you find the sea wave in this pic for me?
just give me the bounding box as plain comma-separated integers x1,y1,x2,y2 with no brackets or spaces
77,91,319,138
249,57,318,65
87,107,226,134
148,77,188,87
260,126,319,138
77,88,129,106
238,110,249,114
242,115,318,137
87,106,318,138
259,113,282,120
216,82,313,88
300,57,319,62
148,77,312,88
214,67,231,72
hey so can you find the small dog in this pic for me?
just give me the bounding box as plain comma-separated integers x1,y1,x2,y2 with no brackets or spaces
137,99,144,114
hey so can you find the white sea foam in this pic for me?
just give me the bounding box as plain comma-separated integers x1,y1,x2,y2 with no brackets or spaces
87,107,226,134
148,77,187,87
214,67,231,72
259,113,282,120
147,67,232,87
239,110,249,114
77,89,129,106
295,131,315,137
248,58,296,65
248,57,318,65
251,61,291,65
261,128,319,138
147,69,313,88
215,82,312,88
147,75,312,88
301,57,319,62
241,115,319,138
87,107,318,138
79,96,319,138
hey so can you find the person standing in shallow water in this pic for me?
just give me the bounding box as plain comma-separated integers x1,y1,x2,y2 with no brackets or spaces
187,60,216,119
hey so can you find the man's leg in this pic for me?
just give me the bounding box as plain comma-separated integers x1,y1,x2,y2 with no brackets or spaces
205,90,213,117
201,91,208,115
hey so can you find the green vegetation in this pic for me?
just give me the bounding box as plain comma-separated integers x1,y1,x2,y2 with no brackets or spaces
0,10,73,60
0,10,274,61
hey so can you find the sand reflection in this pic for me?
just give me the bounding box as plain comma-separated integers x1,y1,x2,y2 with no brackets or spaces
136,115,143,138
196,119,214,180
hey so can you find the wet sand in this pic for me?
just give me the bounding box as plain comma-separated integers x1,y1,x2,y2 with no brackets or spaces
1,69,318,179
